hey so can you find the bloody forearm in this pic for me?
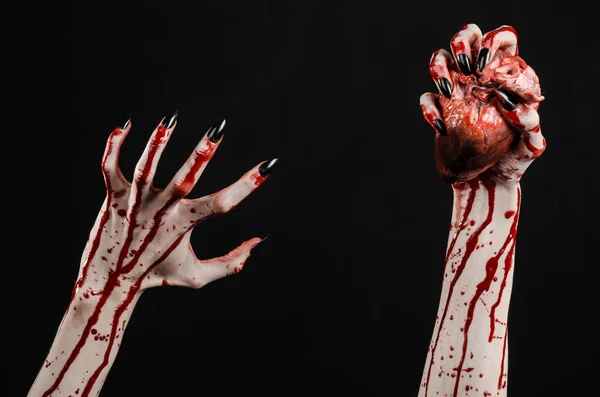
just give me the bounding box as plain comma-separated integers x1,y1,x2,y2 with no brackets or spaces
419,178,521,397
27,280,142,397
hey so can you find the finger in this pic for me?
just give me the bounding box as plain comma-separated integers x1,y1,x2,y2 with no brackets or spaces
101,117,131,190
420,93,446,136
491,58,545,103
495,89,546,159
477,25,518,72
189,159,279,221
132,111,178,190
189,237,264,287
450,23,482,75
164,119,226,199
429,49,454,99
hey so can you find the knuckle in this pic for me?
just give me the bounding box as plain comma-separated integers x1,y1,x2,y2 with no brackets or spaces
213,194,234,214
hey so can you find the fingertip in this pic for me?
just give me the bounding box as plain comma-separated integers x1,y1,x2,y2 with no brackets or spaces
258,158,279,177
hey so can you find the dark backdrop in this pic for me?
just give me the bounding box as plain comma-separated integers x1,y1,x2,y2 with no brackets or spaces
10,1,595,396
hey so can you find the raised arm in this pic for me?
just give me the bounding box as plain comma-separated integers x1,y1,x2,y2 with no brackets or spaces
418,24,545,397
28,114,278,397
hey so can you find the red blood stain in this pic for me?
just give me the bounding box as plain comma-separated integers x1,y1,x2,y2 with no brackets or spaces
162,280,169,286
117,209,127,217
120,199,176,274
504,210,515,219
424,180,483,396
452,185,520,396
429,180,496,397
68,129,120,312
482,26,518,56
428,50,446,81
113,189,127,198
523,133,546,158
42,128,170,397
250,171,266,186
91,329,97,335
452,40,467,55
81,235,184,396
420,103,438,125
173,142,216,197
489,190,521,341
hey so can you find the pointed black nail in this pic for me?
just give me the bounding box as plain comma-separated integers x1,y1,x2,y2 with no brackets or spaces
457,54,473,75
207,119,227,143
252,234,270,252
119,116,131,130
259,158,279,177
433,119,447,136
161,111,178,128
438,77,452,99
477,48,490,72
495,89,518,111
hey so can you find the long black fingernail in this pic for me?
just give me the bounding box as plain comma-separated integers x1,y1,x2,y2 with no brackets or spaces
253,234,270,252
477,48,490,72
438,77,452,99
259,158,279,177
207,119,226,142
457,54,473,75
161,111,178,128
433,119,447,136
119,115,131,130
495,89,518,111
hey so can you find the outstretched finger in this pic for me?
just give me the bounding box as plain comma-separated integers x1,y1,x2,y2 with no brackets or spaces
164,119,226,200
429,49,454,99
189,237,263,287
142,237,263,289
450,23,482,76
420,92,446,136
101,118,131,190
188,159,279,222
132,112,178,191
477,25,518,72
495,89,546,160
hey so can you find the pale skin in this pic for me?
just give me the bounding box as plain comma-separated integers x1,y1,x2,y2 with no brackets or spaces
28,114,278,397
29,24,546,397
418,24,546,397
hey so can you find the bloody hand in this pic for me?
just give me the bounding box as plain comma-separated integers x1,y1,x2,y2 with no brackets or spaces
420,24,546,183
29,113,278,397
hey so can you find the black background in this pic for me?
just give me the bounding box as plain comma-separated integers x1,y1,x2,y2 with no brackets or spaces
10,1,596,396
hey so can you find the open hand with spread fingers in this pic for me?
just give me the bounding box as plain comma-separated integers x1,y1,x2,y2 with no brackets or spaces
420,23,546,184
28,113,278,397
